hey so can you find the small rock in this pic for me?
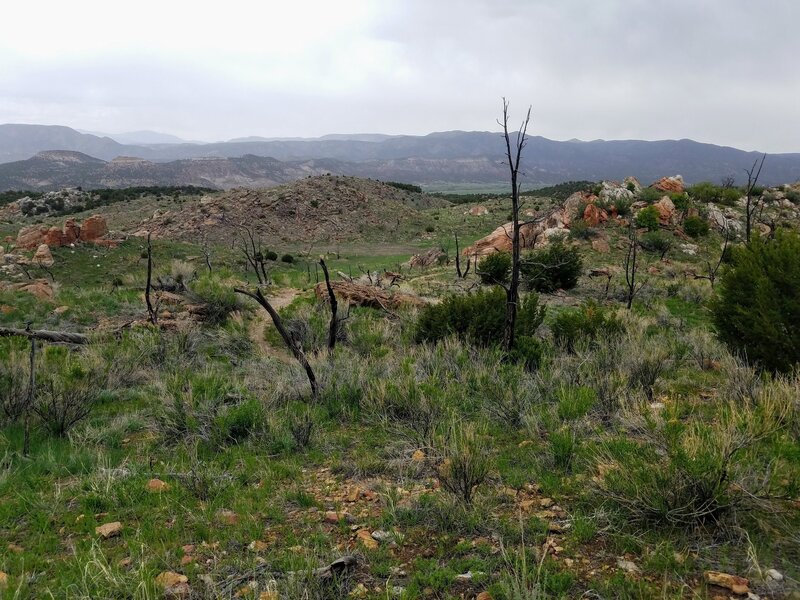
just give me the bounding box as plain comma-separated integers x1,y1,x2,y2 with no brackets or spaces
617,559,641,574
155,571,190,599
324,511,353,524
248,540,269,552
371,530,393,543
146,478,170,492
346,487,361,502
704,571,749,595
95,521,123,539
7,543,23,553
356,529,378,550
216,509,239,525
765,568,783,582
118,558,132,568
411,449,425,462
539,498,554,508
476,593,493,600
0,572,8,589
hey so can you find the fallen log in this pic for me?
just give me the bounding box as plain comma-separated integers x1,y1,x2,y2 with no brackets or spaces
0,327,89,344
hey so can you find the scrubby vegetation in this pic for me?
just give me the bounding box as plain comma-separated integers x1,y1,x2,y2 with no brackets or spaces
1,177,799,599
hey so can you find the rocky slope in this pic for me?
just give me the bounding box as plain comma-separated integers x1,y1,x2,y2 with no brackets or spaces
132,175,449,244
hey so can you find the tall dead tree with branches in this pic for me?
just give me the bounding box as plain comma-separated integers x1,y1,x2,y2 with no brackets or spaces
694,222,731,288
237,224,270,285
744,154,766,244
623,226,646,310
499,98,532,351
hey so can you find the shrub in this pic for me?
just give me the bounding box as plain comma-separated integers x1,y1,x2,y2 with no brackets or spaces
592,391,792,528
635,205,660,231
477,252,511,286
34,348,107,436
425,225,435,233
712,231,800,372
638,188,662,204
437,421,490,504
0,346,28,422
416,287,545,348
280,253,294,263
683,215,710,238
265,250,278,261
551,301,623,353
521,242,583,293
614,198,632,216
568,218,593,240
688,182,740,206
640,231,673,259
188,276,243,325
785,188,800,204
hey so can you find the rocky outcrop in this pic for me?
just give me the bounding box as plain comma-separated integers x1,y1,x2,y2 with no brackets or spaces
623,176,642,194
650,175,685,194
1,279,54,301
463,207,570,258
563,191,596,224
314,281,426,310
15,215,109,249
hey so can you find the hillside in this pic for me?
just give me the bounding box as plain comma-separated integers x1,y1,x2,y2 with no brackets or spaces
135,175,451,244
4,124,800,187
0,151,349,191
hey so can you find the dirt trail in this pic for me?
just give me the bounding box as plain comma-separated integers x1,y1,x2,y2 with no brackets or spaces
247,287,300,358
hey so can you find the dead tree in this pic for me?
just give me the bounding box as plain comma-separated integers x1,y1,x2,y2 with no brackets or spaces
694,222,731,288
237,224,269,285
145,232,159,325
318,259,338,353
23,323,36,456
623,226,646,309
499,98,532,351
202,235,213,274
0,327,89,344
454,231,463,278
744,154,766,244
234,287,319,401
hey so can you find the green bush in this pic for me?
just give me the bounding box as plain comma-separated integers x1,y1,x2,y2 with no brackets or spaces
477,252,511,285
712,231,800,372
521,242,583,293
635,205,660,231
683,215,710,238
415,287,545,348
614,198,632,216
568,218,593,240
688,182,741,206
638,188,662,204
640,231,673,259
280,254,294,263
188,276,243,325
425,225,435,233
265,250,278,261
551,301,623,353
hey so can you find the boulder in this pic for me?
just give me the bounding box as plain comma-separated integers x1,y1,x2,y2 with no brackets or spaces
583,203,608,227
464,207,571,258
653,196,676,224
469,205,489,216
16,225,47,250
63,219,80,244
623,176,643,194
79,215,108,242
650,175,685,194
563,191,595,224
9,279,54,301
703,571,749,595
95,521,123,539
33,244,55,267
44,226,66,247
599,181,634,204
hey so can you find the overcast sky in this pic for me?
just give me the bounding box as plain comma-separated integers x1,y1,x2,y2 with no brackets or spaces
1,0,798,152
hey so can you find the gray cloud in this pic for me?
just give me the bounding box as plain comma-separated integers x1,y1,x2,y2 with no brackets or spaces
1,0,798,151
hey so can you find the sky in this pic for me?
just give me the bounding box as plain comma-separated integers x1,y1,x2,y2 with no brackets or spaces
1,0,798,152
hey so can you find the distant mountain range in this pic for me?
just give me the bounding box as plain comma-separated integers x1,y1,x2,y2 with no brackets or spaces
1,123,799,191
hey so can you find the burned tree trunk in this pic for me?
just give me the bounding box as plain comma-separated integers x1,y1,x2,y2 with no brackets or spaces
500,98,532,351
234,287,319,401
319,259,338,353
145,232,158,325
0,327,89,344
